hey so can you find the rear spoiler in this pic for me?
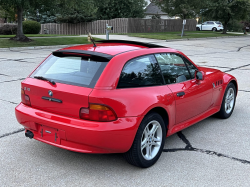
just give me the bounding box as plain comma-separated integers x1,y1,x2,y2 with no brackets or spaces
96,40,167,48
52,50,113,62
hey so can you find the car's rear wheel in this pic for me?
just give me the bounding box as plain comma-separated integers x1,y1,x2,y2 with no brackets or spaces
196,27,200,31
212,27,217,31
217,83,236,119
124,112,166,168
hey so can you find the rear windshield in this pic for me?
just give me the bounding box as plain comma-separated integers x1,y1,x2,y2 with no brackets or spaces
30,55,108,88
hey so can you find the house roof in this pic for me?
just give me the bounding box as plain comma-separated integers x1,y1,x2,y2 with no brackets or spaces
145,2,167,15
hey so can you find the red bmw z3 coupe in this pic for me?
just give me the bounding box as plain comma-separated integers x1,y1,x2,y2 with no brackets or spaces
15,40,237,168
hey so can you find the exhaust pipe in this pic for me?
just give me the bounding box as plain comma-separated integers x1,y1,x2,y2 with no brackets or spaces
25,130,34,139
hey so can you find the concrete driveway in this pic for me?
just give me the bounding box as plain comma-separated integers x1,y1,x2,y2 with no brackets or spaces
0,36,250,186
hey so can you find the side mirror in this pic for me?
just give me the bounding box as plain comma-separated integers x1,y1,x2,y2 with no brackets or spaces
195,71,205,81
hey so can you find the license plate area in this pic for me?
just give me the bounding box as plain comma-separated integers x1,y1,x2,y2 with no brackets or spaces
39,125,60,144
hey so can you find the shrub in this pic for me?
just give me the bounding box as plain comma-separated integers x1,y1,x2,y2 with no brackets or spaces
0,24,17,35
23,21,41,34
227,20,243,32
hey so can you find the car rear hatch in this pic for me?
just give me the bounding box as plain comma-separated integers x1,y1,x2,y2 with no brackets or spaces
22,50,112,118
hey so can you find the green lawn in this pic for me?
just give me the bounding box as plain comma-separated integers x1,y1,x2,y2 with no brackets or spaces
0,37,99,48
125,31,244,40
0,31,246,48
0,34,78,38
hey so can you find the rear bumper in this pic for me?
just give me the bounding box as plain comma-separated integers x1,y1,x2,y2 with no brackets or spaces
15,103,142,153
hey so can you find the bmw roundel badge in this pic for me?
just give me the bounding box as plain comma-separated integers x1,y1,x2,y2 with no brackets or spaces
48,90,53,97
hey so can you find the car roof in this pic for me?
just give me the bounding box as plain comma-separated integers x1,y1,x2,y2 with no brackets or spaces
205,21,221,23
60,40,171,56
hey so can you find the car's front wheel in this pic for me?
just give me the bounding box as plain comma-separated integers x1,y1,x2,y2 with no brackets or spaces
217,83,236,119
124,112,166,168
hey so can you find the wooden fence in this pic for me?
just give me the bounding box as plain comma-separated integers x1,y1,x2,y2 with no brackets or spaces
40,18,196,35
128,18,196,33
40,18,129,35
0,18,196,34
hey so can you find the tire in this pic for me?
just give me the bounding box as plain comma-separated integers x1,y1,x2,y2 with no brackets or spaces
196,27,200,31
212,27,217,32
217,83,236,119
124,112,166,168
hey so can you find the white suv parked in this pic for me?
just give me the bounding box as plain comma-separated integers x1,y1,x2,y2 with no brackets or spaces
196,21,224,31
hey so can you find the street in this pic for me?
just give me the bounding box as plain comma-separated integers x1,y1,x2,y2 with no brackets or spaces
1,35,250,186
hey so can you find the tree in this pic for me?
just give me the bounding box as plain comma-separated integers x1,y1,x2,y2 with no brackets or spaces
24,5,58,24
56,1,97,23
95,0,147,20
152,0,201,19
0,0,96,41
0,6,16,23
153,0,250,34
202,0,250,34
0,0,53,41
25,1,97,24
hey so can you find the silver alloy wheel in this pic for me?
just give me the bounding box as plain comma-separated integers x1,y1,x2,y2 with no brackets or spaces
141,120,163,160
225,87,235,114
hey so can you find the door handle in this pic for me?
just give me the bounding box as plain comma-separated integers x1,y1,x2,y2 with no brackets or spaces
177,92,185,97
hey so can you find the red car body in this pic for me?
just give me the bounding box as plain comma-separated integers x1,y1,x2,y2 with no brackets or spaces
15,40,237,164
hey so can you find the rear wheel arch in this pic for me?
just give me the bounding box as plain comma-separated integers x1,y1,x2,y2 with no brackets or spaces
146,107,169,135
124,111,166,167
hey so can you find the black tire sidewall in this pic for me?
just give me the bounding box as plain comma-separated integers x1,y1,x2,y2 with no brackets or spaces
219,83,236,119
135,112,166,168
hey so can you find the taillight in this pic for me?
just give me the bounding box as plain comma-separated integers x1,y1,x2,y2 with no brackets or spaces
80,104,117,122
21,88,31,106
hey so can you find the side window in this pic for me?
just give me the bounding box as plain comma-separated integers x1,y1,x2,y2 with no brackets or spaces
117,55,163,88
182,57,198,79
155,53,191,84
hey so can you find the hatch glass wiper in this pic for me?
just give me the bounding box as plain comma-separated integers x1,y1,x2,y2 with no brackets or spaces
34,76,56,85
